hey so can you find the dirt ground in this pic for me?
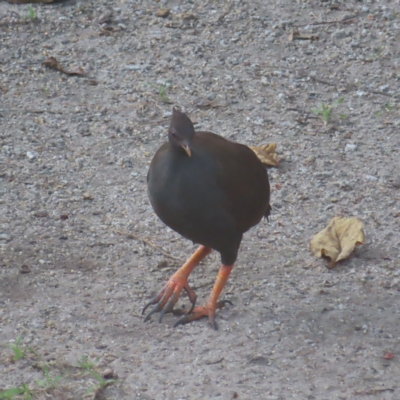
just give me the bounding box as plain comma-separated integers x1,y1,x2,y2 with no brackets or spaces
1,0,400,399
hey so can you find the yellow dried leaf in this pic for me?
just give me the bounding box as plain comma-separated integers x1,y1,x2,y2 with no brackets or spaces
249,143,280,167
310,217,365,268
155,8,170,18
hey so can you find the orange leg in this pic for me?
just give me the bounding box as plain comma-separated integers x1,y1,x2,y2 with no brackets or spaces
174,263,234,330
142,245,212,323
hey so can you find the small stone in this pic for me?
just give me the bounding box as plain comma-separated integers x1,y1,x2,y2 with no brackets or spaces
383,11,394,21
124,64,142,71
254,117,264,126
345,143,357,152
26,151,36,160
331,29,347,40
365,174,378,181
206,92,216,101
388,179,400,189
20,265,31,274
0,233,11,241
341,14,356,22
60,214,69,220
82,192,93,200
382,281,392,289
34,211,49,218
78,123,90,136
123,159,133,168
155,8,170,18
102,368,115,379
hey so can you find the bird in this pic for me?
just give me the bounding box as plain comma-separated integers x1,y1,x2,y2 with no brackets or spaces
143,107,271,329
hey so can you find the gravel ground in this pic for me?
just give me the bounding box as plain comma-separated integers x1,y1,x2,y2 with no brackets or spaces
1,0,400,399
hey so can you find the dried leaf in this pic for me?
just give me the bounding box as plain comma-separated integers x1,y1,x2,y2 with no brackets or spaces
42,57,85,76
155,8,170,18
310,217,365,268
178,12,198,21
249,143,280,167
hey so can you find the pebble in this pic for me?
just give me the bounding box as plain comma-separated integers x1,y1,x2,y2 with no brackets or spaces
0,233,11,241
34,211,49,218
383,11,395,20
124,64,142,70
331,29,348,40
26,151,36,160
206,92,216,100
345,143,357,152
102,368,115,379
83,192,93,200
365,174,378,181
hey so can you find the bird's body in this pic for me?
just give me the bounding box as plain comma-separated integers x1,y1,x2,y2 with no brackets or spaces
148,131,270,265
143,108,270,329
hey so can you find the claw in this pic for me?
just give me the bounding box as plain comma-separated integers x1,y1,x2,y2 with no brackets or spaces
159,296,178,323
142,284,174,316
142,275,198,323
142,246,211,325
143,304,162,322
173,299,233,330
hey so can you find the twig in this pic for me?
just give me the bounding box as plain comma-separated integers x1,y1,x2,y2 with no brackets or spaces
311,76,338,87
354,388,394,395
292,16,357,28
114,230,184,263
367,89,393,98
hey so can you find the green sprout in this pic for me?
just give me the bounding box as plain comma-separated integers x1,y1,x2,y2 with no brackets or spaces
27,5,35,21
311,98,345,125
7,335,35,362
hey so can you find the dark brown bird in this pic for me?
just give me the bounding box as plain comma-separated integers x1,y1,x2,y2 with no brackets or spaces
143,108,271,329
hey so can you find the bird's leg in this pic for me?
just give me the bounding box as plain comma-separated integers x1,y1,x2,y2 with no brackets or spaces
174,263,234,330
142,245,212,323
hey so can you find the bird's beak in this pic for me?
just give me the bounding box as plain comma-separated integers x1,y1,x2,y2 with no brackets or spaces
181,143,192,157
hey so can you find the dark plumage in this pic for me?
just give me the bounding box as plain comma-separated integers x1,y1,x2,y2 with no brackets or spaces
143,107,270,329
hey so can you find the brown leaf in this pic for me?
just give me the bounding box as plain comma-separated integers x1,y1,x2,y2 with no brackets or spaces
178,12,198,21
248,143,280,167
155,8,170,18
42,57,85,76
310,217,365,268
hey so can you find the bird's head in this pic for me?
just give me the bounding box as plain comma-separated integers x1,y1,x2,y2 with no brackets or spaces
168,107,195,157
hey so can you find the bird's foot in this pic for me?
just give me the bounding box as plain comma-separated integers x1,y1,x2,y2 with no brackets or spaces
142,273,197,323
173,300,233,330
142,246,212,325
